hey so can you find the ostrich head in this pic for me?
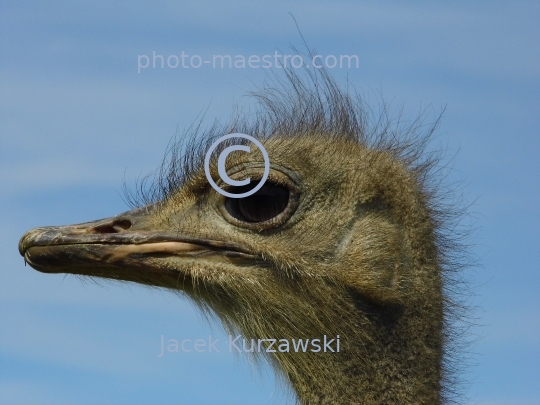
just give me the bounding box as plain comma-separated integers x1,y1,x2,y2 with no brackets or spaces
19,70,466,404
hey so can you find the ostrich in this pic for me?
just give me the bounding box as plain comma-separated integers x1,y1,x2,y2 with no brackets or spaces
19,68,468,404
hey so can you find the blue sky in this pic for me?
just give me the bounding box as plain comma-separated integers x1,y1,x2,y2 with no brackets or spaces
1,1,539,404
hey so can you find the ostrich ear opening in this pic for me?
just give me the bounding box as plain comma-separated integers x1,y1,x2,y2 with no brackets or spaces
337,215,411,306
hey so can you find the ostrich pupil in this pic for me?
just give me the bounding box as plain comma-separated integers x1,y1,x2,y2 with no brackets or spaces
225,182,289,222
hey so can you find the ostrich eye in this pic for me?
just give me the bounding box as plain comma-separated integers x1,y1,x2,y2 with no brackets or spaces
224,182,290,223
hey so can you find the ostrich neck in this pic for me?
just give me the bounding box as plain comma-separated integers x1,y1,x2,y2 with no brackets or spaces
269,299,443,405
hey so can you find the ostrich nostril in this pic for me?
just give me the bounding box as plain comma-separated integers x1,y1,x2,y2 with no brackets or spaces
91,219,132,234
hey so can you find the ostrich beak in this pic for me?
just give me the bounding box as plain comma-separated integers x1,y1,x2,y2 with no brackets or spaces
18,204,254,287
